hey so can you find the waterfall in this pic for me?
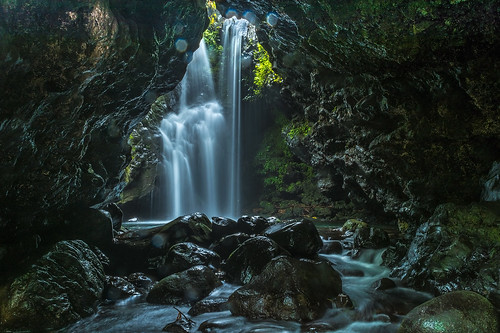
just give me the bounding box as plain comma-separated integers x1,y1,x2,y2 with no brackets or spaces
157,19,248,221
222,17,248,217
159,40,225,219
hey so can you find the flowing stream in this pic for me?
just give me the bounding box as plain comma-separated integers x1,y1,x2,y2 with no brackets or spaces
62,234,431,332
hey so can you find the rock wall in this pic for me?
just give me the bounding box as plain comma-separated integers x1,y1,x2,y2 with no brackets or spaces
218,0,500,222
0,0,207,275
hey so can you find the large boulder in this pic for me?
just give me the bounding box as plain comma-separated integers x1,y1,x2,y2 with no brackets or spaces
236,216,271,235
157,242,221,278
210,233,251,260
228,256,343,322
210,217,239,241
264,219,323,258
146,265,221,305
398,291,498,333
108,213,213,276
393,203,500,295
224,236,286,285
0,240,105,331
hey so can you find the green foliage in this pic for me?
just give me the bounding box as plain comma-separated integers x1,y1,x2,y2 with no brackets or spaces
202,1,222,74
254,115,314,197
286,121,312,139
253,43,282,96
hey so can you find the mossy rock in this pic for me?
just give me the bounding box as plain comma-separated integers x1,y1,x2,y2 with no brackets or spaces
342,219,368,232
398,290,498,333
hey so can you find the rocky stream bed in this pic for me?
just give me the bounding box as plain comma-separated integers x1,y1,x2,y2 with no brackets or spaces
2,213,498,332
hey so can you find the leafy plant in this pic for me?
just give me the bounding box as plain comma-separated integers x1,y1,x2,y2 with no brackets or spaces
253,43,282,96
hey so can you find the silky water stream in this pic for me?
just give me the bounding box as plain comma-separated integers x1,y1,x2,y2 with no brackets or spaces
62,232,431,332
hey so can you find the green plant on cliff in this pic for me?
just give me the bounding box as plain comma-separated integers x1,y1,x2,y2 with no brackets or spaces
253,43,282,96
202,0,222,74
286,121,312,139
255,115,317,205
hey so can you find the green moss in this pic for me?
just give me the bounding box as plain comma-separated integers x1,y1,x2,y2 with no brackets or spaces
444,203,500,247
254,114,332,218
202,1,222,76
253,43,282,96
286,121,312,139
342,219,368,232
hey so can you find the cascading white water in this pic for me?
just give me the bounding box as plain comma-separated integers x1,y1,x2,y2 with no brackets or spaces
221,17,248,217
159,40,226,219
158,19,248,221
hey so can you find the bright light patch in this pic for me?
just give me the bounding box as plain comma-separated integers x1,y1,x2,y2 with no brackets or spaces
266,12,279,27
243,11,258,25
226,8,238,18
175,39,188,53
151,234,167,248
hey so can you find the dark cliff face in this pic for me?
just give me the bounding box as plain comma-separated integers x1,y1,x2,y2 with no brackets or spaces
0,0,207,255
219,0,500,221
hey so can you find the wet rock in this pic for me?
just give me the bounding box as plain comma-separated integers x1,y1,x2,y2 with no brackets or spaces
382,241,408,268
342,219,368,232
210,233,251,260
398,291,498,333
1,240,105,331
188,297,230,316
110,213,213,276
229,256,343,321
236,216,270,235
162,316,195,333
158,242,221,278
146,266,221,305
104,276,138,301
224,236,286,285
354,227,390,249
211,217,239,241
102,203,123,231
264,219,323,258
393,203,500,294
372,278,397,291
333,293,354,309
157,213,213,248
127,272,153,294
198,317,245,332
321,240,343,254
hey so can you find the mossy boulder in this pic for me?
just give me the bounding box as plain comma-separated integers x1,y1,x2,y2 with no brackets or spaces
342,219,369,232
0,240,105,331
394,202,500,295
398,291,498,333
